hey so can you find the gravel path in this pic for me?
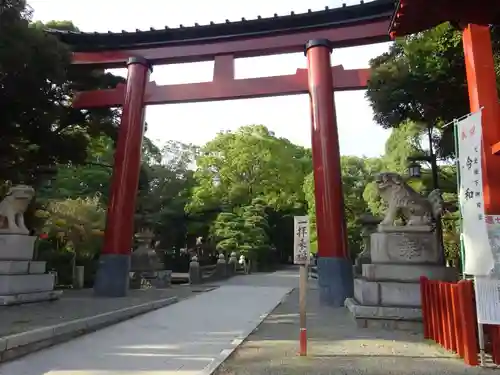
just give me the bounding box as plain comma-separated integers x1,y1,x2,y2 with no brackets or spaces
0,285,212,337
216,284,491,375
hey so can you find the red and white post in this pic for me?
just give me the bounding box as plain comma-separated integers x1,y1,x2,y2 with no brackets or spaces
293,216,310,356
299,264,308,356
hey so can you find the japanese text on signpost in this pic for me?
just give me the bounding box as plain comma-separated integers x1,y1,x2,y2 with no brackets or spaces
293,216,310,265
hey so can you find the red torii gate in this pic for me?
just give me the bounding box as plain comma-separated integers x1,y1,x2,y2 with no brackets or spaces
47,0,395,304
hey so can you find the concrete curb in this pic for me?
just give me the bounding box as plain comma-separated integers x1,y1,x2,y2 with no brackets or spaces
201,287,295,375
0,296,178,363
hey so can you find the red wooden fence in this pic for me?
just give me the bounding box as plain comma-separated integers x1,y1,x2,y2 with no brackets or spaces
420,276,500,366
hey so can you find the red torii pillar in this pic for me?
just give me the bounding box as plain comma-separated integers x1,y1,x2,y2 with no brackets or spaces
94,57,151,297
462,24,500,215
305,39,353,306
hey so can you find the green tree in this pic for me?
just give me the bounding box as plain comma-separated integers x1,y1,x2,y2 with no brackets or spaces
212,212,245,254
40,195,106,283
211,198,271,271
37,136,114,204
302,173,317,253
366,23,500,159
304,156,382,258
0,3,123,184
239,198,271,268
187,125,311,265
187,125,310,212
136,141,197,250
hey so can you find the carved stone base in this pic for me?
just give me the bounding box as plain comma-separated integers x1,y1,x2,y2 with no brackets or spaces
371,232,439,264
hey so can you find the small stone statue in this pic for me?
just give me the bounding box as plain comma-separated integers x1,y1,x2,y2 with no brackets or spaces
0,185,35,235
375,172,443,227
189,255,201,284
217,253,226,264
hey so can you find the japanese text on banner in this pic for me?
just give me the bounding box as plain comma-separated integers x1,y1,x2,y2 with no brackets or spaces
293,216,310,265
457,111,494,275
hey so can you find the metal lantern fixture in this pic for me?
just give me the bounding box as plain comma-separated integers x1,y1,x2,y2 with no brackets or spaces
408,161,422,178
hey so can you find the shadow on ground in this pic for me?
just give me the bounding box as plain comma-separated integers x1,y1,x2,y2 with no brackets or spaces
216,286,492,375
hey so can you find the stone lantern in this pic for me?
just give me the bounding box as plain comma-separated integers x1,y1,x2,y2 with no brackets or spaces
353,213,382,276
130,229,164,288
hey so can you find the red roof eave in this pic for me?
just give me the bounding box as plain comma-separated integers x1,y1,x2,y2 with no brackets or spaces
390,0,500,38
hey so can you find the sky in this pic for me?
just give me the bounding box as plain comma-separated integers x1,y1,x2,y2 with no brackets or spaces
29,0,392,157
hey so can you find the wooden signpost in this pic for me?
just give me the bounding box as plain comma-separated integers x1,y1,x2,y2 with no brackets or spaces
293,216,310,356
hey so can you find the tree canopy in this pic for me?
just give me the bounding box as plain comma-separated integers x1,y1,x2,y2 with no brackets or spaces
0,1,123,184
187,125,311,213
366,23,500,159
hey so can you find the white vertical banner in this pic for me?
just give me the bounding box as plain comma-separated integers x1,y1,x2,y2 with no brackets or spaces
293,216,310,265
457,111,494,276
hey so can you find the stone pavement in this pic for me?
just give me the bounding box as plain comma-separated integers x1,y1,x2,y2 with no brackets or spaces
217,279,491,375
0,286,207,337
0,272,294,374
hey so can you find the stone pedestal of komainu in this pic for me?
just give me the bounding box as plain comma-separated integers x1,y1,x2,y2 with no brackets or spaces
0,185,35,235
345,172,457,331
0,185,62,305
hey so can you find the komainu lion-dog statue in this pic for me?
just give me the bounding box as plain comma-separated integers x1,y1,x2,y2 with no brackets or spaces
0,185,35,235
375,172,443,227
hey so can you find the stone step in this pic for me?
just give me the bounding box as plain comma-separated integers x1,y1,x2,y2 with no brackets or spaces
0,261,29,275
0,235,36,261
0,290,62,306
362,263,458,282
0,261,47,275
354,278,421,307
0,274,55,295
28,261,47,274
345,298,422,331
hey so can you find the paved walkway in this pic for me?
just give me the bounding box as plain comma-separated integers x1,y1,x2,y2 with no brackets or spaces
0,272,295,375
0,286,208,337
